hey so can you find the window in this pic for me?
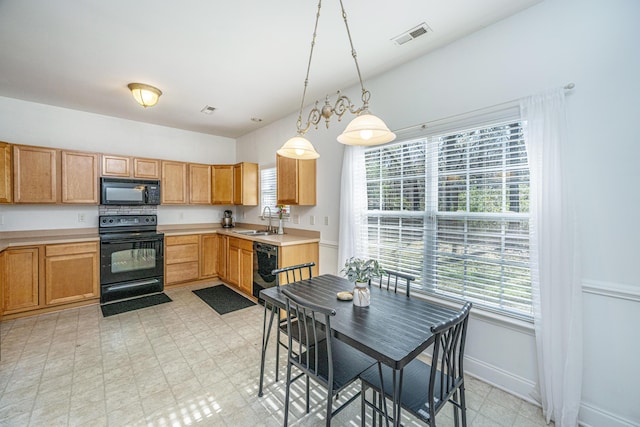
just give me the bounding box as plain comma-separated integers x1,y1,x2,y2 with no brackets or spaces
362,118,532,319
260,167,289,218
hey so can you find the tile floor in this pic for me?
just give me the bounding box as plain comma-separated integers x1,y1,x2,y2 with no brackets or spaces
0,282,553,426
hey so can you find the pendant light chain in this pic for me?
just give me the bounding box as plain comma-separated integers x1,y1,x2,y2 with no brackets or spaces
296,0,323,134
338,0,369,108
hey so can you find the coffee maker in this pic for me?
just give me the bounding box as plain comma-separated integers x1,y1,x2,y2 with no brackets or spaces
221,210,234,228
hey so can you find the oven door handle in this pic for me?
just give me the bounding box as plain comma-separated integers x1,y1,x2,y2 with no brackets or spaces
101,238,163,244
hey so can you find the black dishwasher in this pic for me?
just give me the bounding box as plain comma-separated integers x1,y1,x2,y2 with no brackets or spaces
253,241,278,301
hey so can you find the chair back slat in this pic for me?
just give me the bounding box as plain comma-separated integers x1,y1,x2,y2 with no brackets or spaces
370,269,415,297
429,302,472,411
282,289,335,382
272,262,316,286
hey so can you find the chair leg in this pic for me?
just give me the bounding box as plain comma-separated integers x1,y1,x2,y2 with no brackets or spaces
275,308,281,382
452,390,460,427
326,387,333,427
284,362,292,427
361,382,366,427
306,374,310,413
459,385,468,427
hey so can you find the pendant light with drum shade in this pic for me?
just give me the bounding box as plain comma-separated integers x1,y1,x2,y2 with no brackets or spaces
277,0,395,160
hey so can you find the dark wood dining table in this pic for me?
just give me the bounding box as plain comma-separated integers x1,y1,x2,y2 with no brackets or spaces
257,273,458,426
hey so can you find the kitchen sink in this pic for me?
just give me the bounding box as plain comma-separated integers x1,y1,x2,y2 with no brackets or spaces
232,229,275,236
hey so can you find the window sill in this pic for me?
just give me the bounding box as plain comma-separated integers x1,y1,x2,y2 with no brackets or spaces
411,291,535,334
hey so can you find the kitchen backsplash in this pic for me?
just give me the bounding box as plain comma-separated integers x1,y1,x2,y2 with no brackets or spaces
98,205,158,216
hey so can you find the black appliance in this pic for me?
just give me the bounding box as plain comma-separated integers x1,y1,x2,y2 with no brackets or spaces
253,241,278,301
100,177,161,206
99,214,164,304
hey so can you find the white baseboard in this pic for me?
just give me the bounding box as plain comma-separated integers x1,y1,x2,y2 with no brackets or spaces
579,401,639,427
465,355,640,427
464,354,538,404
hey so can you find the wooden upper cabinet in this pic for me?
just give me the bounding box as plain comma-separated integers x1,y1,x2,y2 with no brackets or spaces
189,163,212,204
102,155,160,180
212,165,234,205
62,151,99,204
276,154,316,205
0,142,12,203
101,154,131,177
13,145,59,204
233,162,258,206
133,158,160,179
161,161,188,204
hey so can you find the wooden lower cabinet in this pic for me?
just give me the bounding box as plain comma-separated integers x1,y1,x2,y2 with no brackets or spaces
165,235,200,285
1,241,100,316
227,237,253,294
1,247,41,314
200,234,218,278
217,234,228,281
44,242,99,305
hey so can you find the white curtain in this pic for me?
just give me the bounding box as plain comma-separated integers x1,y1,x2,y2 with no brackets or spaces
520,89,582,427
337,145,367,272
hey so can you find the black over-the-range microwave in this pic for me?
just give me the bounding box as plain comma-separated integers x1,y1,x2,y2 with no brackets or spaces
100,177,161,205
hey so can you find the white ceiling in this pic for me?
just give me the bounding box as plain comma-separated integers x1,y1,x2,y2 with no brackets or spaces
0,0,541,138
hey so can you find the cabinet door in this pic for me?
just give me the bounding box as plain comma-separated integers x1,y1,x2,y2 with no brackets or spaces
161,161,188,204
277,154,316,206
13,145,58,203
276,155,298,205
62,151,99,204
2,248,40,314
133,158,160,179
45,243,99,305
227,245,241,287
217,234,228,280
102,155,131,177
240,249,253,295
212,165,233,205
200,234,218,278
233,163,258,206
189,163,212,204
0,142,12,203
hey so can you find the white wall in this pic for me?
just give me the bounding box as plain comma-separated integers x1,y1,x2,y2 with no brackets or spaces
236,0,640,425
0,97,237,229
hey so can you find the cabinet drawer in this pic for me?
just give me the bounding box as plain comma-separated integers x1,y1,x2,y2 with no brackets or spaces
166,262,199,284
166,244,199,264
166,235,199,246
229,237,253,252
46,242,98,257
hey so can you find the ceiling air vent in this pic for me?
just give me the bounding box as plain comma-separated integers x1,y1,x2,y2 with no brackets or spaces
392,22,431,46
200,105,216,115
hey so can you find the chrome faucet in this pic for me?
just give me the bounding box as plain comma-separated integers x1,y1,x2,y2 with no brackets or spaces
262,206,272,233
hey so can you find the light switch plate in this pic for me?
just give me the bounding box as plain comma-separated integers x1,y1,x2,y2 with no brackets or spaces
293,214,300,224
310,215,316,225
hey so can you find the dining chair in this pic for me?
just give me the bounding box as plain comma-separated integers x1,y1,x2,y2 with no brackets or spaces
281,288,377,427
271,262,317,382
370,269,415,297
360,302,472,427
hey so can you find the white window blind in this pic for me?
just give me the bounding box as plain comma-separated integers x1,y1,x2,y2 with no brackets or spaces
260,167,289,218
362,119,532,319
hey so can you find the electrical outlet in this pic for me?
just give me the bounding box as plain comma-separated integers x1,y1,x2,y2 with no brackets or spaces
293,214,300,224
0,215,4,225
324,216,329,226
310,215,316,225
78,213,85,223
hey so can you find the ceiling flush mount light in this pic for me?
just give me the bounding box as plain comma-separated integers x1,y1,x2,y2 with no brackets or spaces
277,0,396,160
127,83,162,108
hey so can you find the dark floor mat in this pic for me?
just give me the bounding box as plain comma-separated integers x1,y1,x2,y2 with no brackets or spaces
101,293,172,317
193,285,256,315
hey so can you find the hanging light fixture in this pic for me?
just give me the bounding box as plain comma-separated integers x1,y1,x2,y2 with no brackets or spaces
127,83,162,108
277,0,395,160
